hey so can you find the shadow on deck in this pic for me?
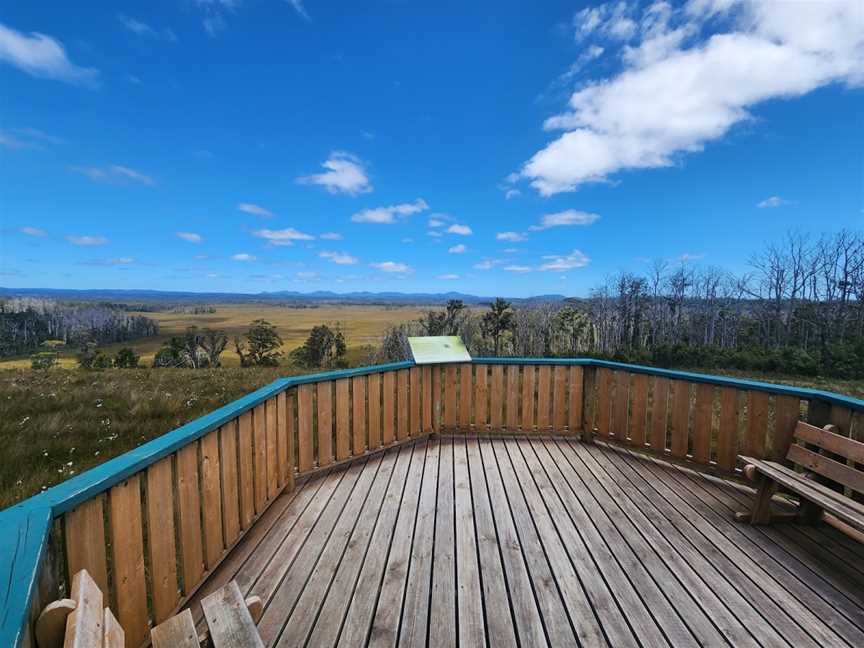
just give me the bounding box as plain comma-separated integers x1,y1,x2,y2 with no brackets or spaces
184,436,864,648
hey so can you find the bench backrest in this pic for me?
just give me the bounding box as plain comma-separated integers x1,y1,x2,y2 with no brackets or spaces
788,421,864,496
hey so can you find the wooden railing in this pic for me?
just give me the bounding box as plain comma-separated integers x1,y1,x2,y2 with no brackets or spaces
2,358,862,647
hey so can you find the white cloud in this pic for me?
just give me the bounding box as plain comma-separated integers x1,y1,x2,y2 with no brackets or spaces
539,249,590,271
474,258,502,270
193,0,239,36
448,244,467,254
521,0,864,195
530,209,600,230
678,252,705,262
176,232,202,243
352,198,428,224
252,228,315,246
298,151,372,196
66,235,108,246
319,231,343,240
370,261,413,274
447,224,473,236
427,231,444,238
232,253,256,261
497,231,527,242
71,165,155,186
238,203,275,218
320,250,359,265
1,127,61,150
757,195,793,208
504,188,521,200
437,274,460,280
80,257,135,267
0,23,98,86
504,265,533,273
118,15,178,42
575,3,638,41
288,0,310,21
428,218,447,228
20,226,46,237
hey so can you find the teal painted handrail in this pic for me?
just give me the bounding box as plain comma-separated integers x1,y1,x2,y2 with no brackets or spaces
2,356,861,646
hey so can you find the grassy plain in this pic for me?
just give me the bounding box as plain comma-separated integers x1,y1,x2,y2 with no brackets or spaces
0,303,430,368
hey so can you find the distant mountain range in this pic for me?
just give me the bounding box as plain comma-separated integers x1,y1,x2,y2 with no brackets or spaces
0,287,569,306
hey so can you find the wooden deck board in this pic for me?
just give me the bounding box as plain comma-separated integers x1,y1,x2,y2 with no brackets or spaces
185,435,864,647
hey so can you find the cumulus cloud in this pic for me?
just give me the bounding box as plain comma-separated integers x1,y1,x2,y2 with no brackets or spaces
539,249,590,271
0,23,98,86
20,226,46,237
71,164,155,186
448,244,467,254
447,224,473,236
530,209,600,230
176,232,202,243
238,203,275,218
66,235,108,246
252,227,315,246
520,0,864,195
232,253,256,261
320,250,359,265
757,195,793,208
298,151,372,196
352,198,428,224
497,231,527,242
370,261,413,274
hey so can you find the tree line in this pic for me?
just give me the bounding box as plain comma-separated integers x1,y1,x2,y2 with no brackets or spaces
0,298,158,357
377,230,864,378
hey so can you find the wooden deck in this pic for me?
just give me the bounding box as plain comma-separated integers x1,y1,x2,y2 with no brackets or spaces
186,435,864,647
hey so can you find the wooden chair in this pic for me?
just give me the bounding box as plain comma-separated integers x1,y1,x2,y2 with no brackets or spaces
35,569,124,648
737,420,864,532
151,581,263,648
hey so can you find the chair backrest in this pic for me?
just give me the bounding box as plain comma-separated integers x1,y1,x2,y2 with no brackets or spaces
788,421,864,496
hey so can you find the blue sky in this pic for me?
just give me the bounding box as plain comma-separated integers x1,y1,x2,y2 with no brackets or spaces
1,1,862,297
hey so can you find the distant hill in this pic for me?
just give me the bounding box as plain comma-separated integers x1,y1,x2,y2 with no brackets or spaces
0,286,568,306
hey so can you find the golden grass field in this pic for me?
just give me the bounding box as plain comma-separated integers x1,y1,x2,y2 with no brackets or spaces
0,304,432,368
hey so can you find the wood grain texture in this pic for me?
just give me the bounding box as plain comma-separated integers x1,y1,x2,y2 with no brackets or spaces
444,365,457,430
552,365,568,432
219,421,241,547
146,456,179,623
64,569,103,648
474,364,488,430
536,365,550,432
265,397,279,499
200,430,225,569
283,390,295,490
237,412,255,529
693,383,714,465
568,365,583,434
383,371,396,444
368,373,382,449
432,365,442,432
630,374,648,446
353,375,367,454
422,366,432,433
176,442,204,593
398,369,409,441
252,404,267,514
151,608,200,648
297,384,313,472
317,382,333,467
650,377,669,452
201,581,265,648
506,365,519,431
520,365,535,433
64,498,108,595
336,378,351,461
103,607,124,648
773,395,801,461
717,388,739,472
670,380,691,459
612,371,629,440
461,364,474,431
410,366,422,437
109,475,148,646
746,390,769,458
277,391,289,488
490,365,504,430
596,368,611,436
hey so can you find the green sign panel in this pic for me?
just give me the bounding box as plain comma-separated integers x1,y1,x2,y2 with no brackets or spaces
408,336,472,365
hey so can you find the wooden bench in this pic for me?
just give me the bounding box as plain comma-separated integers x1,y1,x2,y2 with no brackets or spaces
151,581,263,648
35,569,124,648
737,420,864,532
36,570,262,648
